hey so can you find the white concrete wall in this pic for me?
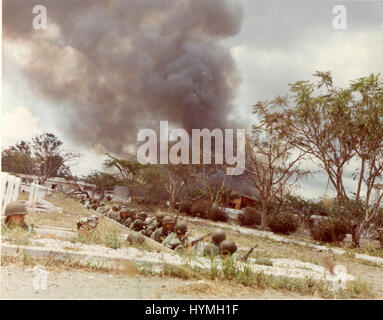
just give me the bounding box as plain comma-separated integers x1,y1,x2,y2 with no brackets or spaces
28,183,49,205
1,172,22,215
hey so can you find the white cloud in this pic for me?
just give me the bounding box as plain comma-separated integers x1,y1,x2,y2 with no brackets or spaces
1,106,42,147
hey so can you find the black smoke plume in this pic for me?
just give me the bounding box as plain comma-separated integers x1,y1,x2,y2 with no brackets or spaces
3,0,243,155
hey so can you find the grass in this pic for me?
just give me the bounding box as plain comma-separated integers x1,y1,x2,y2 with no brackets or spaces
156,254,374,299
1,224,33,246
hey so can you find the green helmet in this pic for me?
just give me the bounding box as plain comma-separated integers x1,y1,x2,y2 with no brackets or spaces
127,232,145,244
120,207,129,214
138,211,147,219
219,240,237,256
174,223,187,235
131,219,144,231
156,212,165,221
212,230,226,246
129,208,137,215
162,216,175,225
4,201,27,217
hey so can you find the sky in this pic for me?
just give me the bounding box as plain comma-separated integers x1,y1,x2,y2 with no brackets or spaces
2,0,383,200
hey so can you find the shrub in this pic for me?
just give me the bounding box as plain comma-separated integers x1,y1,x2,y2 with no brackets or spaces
190,202,211,219
179,201,193,215
208,207,228,222
237,207,262,227
267,212,299,235
309,219,349,242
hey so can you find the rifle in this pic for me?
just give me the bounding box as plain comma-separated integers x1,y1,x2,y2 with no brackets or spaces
188,232,212,247
240,245,258,261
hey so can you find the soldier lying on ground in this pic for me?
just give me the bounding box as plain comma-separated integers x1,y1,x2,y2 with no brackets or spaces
95,202,106,213
107,204,120,220
162,222,188,250
219,239,238,257
118,207,130,224
203,229,226,258
4,201,31,231
130,211,147,232
124,209,137,228
142,212,165,237
151,215,175,243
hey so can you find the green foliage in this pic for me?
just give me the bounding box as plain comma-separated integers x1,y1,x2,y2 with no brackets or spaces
237,207,262,227
179,200,193,214
190,201,211,219
208,207,228,222
267,212,299,235
105,232,122,249
309,219,349,242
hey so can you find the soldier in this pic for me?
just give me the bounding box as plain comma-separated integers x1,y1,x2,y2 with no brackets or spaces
118,207,130,224
203,229,226,258
151,215,175,243
96,202,106,213
124,209,137,228
4,201,30,230
142,212,164,237
130,211,147,232
107,204,120,221
162,222,188,250
219,240,238,257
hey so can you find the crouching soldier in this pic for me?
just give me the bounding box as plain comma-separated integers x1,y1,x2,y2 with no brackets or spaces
203,229,226,258
142,212,164,237
162,223,188,250
4,201,31,230
130,211,147,232
151,215,175,243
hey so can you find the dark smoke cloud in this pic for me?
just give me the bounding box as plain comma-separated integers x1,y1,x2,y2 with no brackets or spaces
3,0,243,155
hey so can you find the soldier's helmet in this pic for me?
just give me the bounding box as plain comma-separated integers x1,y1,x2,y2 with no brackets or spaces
120,207,130,218
5,201,28,217
127,232,145,244
219,240,238,256
131,219,144,231
162,216,175,225
138,211,147,220
212,230,226,246
112,204,119,210
156,212,165,221
129,208,137,215
174,223,188,235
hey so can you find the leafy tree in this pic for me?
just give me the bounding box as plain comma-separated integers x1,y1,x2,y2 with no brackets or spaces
103,153,147,202
246,101,311,229
264,71,383,247
32,133,78,184
83,171,118,204
1,140,35,174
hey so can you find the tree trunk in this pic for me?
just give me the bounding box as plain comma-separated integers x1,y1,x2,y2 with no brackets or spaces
351,226,361,248
261,205,267,230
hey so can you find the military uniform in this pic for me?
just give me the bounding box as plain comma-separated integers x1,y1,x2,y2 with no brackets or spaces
162,222,188,250
124,217,133,228
162,232,187,250
151,226,172,243
130,219,145,232
203,243,220,258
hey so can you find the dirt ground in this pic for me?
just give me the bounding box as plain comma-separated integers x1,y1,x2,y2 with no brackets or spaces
0,264,319,300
